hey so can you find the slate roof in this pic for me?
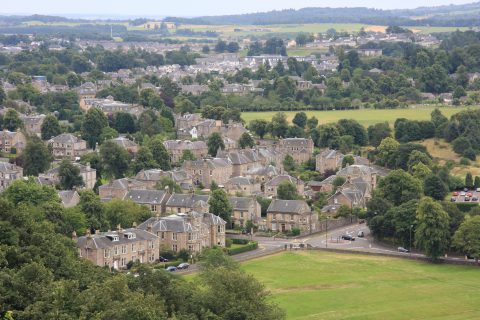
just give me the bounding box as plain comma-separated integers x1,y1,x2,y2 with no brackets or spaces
246,165,278,176
58,190,79,207
124,189,169,205
163,140,207,150
266,174,302,187
227,176,254,186
187,158,232,169
166,193,210,208
49,133,84,144
267,199,311,214
111,137,137,149
0,162,21,173
229,196,254,211
76,228,157,249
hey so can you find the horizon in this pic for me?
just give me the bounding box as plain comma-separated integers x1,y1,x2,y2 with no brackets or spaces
0,0,476,19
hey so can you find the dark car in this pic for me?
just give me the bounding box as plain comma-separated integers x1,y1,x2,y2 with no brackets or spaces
177,263,190,270
472,197,479,202
465,196,471,202
341,235,355,241
166,266,177,272
159,256,169,262
397,247,409,253
451,197,457,202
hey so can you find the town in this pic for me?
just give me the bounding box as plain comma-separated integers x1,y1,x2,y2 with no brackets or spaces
1,1,480,319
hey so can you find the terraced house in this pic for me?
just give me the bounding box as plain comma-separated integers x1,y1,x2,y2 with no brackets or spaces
48,133,90,160
75,227,159,270
163,140,208,163
183,158,232,188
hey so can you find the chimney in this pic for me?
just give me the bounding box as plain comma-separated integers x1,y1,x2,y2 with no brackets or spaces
132,221,137,228
71,231,77,242
146,223,152,233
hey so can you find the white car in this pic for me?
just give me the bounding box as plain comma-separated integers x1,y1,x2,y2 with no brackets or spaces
460,192,466,196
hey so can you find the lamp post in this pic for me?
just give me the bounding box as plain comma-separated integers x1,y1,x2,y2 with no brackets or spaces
325,216,328,249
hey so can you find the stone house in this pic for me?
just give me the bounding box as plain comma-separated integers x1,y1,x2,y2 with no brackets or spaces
0,162,23,192
182,158,232,188
99,178,149,201
229,196,262,228
163,140,208,164
264,174,305,198
21,114,45,136
336,165,377,190
124,189,170,216
218,149,262,177
58,190,80,208
224,176,261,196
327,177,372,209
138,211,226,253
174,113,203,130
266,199,317,234
278,138,314,165
110,136,138,154
0,130,27,154
75,228,159,269
165,193,210,214
316,149,344,174
48,134,90,160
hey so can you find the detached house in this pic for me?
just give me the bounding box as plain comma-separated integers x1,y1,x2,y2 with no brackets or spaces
110,137,138,154
183,158,232,188
316,149,343,173
0,130,27,154
48,134,90,160
266,199,317,235
99,178,149,201
124,189,170,216
21,114,45,136
165,193,210,214
163,140,208,163
75,228,159,269
278,138,314,165
0,162,23,191
265,174,305,198
229,196,262,229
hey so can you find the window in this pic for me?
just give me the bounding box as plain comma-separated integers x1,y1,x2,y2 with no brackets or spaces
291,215,295,221
114,246,119,255
240,212,244,218
131,255,137,262
188,233,193,241
131,243,136,252
104,261,109,267
161,232,165,240
149,254,155,262
121,257,127,267
151,204,157,212
172,233,177,241
149,241,154,249
121,245,127,254
104,249,110,258
218,226,221,233
188,245,193,251
172,244,178,252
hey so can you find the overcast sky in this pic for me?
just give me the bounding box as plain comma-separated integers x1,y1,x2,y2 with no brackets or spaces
0,0,475,18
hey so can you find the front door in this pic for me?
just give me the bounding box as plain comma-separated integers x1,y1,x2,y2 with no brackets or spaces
281,224,286,232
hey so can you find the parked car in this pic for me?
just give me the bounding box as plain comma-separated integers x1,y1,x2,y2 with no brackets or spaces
177,263,190,269
341,235,355,241
398,247,409,253
467,192,473,197
473,196,479,202
166,266,177,272
357,231,365,237
453,191,459,196
460,191,466,196
159,256,169,262
476,188,480,192
464,188,469,192
451,197,457,202
465,196,471,202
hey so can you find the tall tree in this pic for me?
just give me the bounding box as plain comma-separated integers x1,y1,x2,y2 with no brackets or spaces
283,154,296,172
367,122,391,148
269,112,289,138
99,140,130,179
377,170,423,206
292,112,307,128
79,190,108,230
40,115,61,140
3,109,22,131
277,181,299,200
209,189,233,226
207,132,225,157
424,174,448,201
148,138,171,170
81,108,108,148
22,136,53,176
238,132,255,149
415,197,450,261
58,160,84,190
249,119,269,139
453,216,480,262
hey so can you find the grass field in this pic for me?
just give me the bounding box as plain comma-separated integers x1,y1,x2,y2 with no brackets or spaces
242,251,480,320
241,106,473,127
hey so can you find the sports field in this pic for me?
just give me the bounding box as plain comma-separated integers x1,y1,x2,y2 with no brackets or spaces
242,251,480,320
241,106,473,127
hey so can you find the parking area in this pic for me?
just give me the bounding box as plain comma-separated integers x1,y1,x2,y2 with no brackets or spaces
450,189,480,203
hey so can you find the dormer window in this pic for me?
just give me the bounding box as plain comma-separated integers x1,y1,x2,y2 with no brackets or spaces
107,234,119,241
125,232,136,239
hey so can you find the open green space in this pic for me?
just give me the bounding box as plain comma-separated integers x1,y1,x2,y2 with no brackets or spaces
241,106,473,127
242,251,480,320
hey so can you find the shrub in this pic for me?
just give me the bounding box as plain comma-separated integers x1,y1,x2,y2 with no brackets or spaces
226,241,258,255
177,249,190,262
459,158,471,165
232,238,249,245
287,228,301,237
463,148,477,161
225,238,233,248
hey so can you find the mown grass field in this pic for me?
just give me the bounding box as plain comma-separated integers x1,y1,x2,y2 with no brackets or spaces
241,106,473,127
242,251,480,320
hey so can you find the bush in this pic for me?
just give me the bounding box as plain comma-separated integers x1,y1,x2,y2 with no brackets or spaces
287,228,301,237
232,238,249,245
225,238,233,248
177,249,190,262
226,241,258,255
455,202,478,213
159,250,176,260
459,158,471,165
463,148,477,161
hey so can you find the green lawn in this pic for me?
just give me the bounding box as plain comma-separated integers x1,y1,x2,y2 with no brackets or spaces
241,106,473,127
242,251,480,320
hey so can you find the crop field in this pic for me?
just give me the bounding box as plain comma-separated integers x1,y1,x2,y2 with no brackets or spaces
241,106,473,127
242,251,480,320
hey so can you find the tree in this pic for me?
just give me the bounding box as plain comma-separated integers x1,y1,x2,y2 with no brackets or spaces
337,119,368,146
148,138,171,170
207,132,225,157
209,189,233,226
40,115,61,140
132,147,157,173
238,132,255,149
104,199,152,230
292,112,307,128
269,112,289,138
283,154,296,172
99,140,130,179
277,181,299,200
376,137,400,167
424,174,448,201
180,149,196,162
114,112,136,134
79,190,108,230
3,109,22,131
81,108,108,148
22,136,53,176
367,122,391,148
342,155,354,168
415,197,450,261
317,124,340,148
453,216,480,261
420,64,450,94
333,176,346,189
0,86,6,105
377,170,423,206
58,160,84,190
466,172,474,189
306,117,318,130
249,119,269,139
